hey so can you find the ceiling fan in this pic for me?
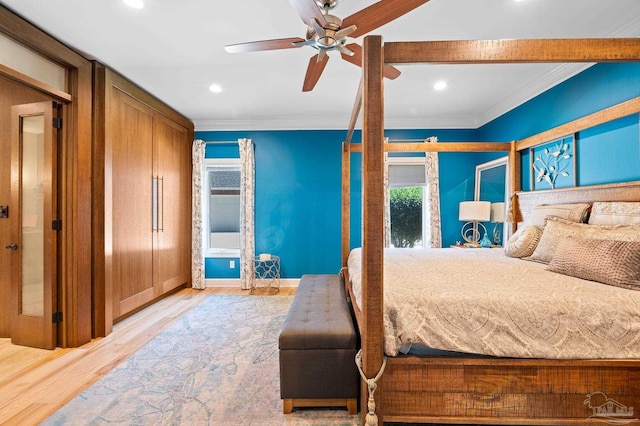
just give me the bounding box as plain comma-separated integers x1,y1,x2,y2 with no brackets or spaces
225,0,430,91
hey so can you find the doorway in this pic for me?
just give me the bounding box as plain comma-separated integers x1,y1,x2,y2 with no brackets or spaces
3,99,60,349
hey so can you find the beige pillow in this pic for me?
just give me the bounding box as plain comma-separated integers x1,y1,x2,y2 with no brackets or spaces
525,203,591,227
588,201,640,225
527,217,640,264
504,226,542,258
547,237,640,290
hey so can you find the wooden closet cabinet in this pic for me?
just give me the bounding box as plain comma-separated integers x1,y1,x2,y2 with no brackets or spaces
93,65,193,334
153,114,192,296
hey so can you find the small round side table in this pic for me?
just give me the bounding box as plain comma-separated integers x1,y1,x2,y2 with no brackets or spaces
252,255,280,295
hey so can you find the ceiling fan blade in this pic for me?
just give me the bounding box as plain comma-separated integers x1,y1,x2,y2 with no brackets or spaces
289,0,327,28
334,24,358,40
302,53,330,92
341,43,401,80
225,37,306,53
317,49,328,63
310,17,327,39
342,0,430,39
337,43,355,56
382,63,401,80
293,39,317,48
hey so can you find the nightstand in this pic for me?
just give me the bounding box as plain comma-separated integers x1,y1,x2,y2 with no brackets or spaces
252,255,280,295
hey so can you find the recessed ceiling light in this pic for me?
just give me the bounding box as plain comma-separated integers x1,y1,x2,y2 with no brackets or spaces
434,81,447,91
122,0,144,9
209,83,223,94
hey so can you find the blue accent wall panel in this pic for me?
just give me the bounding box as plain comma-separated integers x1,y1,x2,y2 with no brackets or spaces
479,63,640,142
439,152,480,246
479,63,640,189
198,130,347,278
577,114,640,186
205,258,240,279
205,142,239,158
197,129,481,277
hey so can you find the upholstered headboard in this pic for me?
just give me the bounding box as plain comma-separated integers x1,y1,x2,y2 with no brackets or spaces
513,181,640,227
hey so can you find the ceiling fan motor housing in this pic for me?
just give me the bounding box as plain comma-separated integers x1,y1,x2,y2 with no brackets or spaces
306,14,344,49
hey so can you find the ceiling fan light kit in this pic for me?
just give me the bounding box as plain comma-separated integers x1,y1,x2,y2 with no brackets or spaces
224,0,429,91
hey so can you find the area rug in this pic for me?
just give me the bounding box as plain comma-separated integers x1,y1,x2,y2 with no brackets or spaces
42,295,359,426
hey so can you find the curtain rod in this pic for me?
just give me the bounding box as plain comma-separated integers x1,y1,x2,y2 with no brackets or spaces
203,140,239,145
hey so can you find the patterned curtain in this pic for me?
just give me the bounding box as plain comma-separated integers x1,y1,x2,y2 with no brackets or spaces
383,140,391,248
191,139,205,289
239,138,255,290
384,136,442,248
424,136,442,248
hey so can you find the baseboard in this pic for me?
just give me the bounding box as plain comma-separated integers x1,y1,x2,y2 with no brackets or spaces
205,278,300,288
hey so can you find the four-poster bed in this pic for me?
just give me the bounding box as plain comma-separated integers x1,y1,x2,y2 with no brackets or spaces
342,35,640,424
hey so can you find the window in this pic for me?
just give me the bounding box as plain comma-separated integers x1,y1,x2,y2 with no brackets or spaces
388,156,429,248
205,158,241,256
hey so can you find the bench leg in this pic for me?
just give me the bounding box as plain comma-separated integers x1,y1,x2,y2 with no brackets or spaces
347,398,357,414
283,399,294,414
282,398,357,414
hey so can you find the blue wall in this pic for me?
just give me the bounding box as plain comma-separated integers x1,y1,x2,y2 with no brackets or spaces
197,62,640,279
199,130,348,279
197,129,481,278
479,63,640,190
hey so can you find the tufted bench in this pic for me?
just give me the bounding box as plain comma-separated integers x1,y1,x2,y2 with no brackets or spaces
279,274,359,414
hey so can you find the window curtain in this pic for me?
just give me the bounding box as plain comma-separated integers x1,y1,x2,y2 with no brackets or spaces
424,136,442,248
191,139,206,289
383,136,442,248
239,138,255,290
383,140,391,248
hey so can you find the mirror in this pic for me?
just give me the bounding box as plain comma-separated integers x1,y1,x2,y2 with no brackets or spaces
474,156,509,245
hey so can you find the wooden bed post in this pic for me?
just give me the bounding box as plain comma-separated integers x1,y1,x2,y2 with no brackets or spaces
343,77,363,267
361,34,385,426
342,142,351,268
508,141,521,232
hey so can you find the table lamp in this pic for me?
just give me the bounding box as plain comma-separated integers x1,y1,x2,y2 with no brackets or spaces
490,202,506,245
459,201,491,245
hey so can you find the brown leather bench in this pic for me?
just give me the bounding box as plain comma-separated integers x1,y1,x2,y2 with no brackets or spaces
278,274,359,414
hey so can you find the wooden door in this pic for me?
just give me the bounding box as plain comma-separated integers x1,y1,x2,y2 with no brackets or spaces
0,77,51,338
153,115,191,294
110,89,155,319
9,101,58,349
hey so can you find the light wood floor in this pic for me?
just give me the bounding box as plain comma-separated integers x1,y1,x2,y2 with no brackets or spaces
0,286,295,425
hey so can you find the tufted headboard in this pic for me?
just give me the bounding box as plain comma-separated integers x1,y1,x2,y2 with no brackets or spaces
512,181,640,228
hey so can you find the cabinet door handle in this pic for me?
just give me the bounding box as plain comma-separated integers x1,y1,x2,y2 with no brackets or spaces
152,176,158,232
5,243,17,250
159,176,164,232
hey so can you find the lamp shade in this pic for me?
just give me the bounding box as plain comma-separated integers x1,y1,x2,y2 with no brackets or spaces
459,201,491,222
490,202,506,223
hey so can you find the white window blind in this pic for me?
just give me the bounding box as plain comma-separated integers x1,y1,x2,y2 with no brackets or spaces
207,164,241,251
389,163,426,188
209,167,240,233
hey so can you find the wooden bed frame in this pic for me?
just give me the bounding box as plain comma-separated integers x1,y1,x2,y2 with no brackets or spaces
342,36,640,425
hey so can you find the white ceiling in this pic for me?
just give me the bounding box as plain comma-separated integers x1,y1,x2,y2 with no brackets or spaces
2,0,640,131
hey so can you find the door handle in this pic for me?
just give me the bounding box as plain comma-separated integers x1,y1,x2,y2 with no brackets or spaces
5,243,17,250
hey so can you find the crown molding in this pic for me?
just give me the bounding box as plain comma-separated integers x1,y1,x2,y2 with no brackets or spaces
194,111,485,131
477,63,593,127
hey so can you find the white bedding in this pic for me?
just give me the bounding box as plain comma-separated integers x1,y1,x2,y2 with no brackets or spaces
348,247,640,359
